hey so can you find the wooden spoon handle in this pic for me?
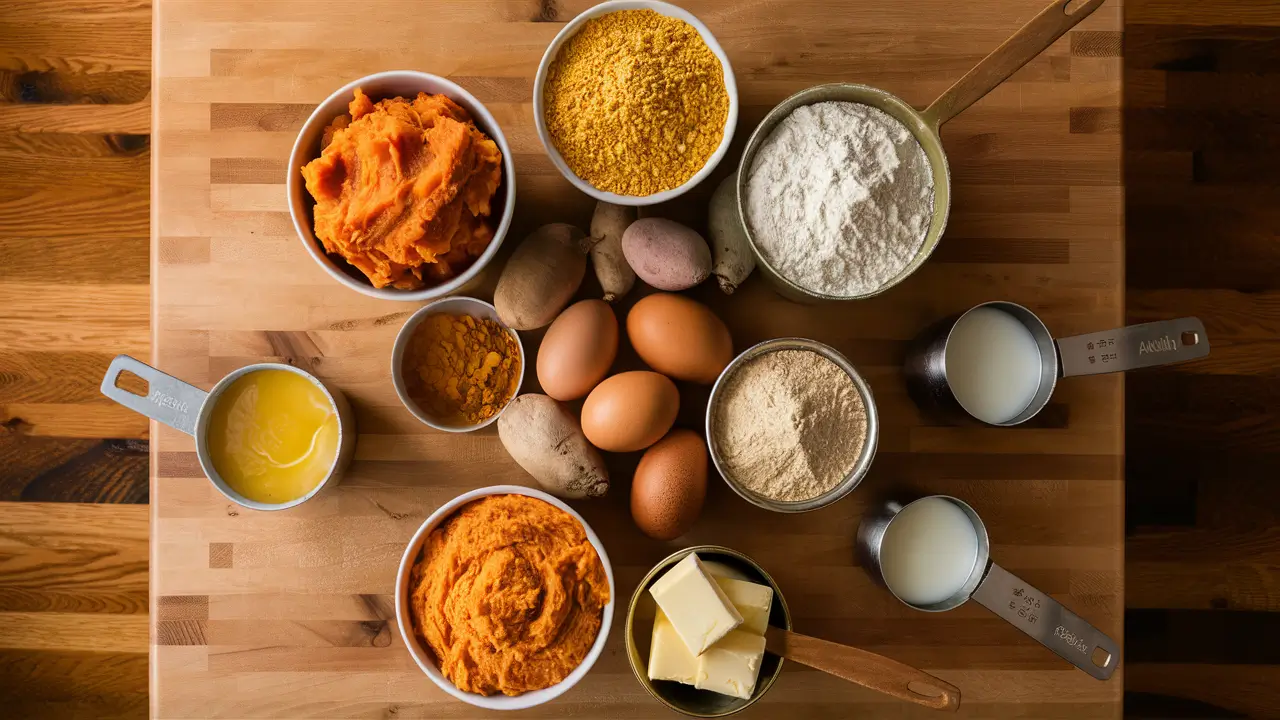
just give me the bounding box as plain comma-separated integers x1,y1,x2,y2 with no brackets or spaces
922,0,1108,128
765,627,960,712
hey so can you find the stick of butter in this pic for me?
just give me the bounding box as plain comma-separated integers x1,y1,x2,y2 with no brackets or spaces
713,576,773,636
647,609,699,684
649,553,744,654
695,629,767,700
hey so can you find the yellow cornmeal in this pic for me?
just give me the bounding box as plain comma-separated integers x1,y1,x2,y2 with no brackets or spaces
543,9,730,196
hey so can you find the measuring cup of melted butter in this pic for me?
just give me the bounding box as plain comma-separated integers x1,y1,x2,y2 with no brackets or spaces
857,496,1120,680
100,355,355,510
906,301,1210,426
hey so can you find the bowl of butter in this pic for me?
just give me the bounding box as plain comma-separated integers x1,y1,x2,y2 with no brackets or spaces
625,546,792,717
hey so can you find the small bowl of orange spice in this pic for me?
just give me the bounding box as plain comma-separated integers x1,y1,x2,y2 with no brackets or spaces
392,297,525,433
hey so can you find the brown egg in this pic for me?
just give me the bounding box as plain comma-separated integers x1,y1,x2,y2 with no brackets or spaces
536,299,618,401
580,371,679,452
627,293,734,384
631,429,708,540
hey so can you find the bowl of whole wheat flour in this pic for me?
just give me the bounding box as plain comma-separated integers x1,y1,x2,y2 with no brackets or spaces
735,0,1107,301
705,337,879,513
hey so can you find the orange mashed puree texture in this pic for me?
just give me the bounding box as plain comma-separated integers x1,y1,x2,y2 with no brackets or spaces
301,89,503,290
409,495,610,696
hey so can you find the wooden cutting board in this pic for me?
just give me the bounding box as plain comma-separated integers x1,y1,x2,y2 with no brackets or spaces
151,0,1125,717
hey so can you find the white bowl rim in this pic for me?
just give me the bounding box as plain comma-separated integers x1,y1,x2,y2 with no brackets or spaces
393,485,616,710
532,0,739,206
286,70,517,301
389,296,525,433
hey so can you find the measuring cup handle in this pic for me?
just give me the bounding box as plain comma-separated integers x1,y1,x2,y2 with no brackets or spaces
921,0,1108,129
971,563,1120,680
100,354,207,436
1056,317,1209,377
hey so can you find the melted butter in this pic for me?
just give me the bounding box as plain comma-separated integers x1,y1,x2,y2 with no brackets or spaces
207,369,339,504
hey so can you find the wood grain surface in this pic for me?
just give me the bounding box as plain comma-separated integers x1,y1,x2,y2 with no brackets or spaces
5,0,1277,718
150,1,1124,717
0,0,151,502
0,502,149,718
0,1,151,718
1122,0,1280,717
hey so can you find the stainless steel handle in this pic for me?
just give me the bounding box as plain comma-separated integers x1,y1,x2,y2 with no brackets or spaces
1056,317,1209,377
100,354,207,436
971,563,1120,680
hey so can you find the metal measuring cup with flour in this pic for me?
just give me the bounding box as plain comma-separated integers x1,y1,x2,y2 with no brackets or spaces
735,0,1107,302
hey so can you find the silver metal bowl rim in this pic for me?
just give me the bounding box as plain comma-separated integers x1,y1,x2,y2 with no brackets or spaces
735,82,953,301
390,296,526,433
705,338,880,513
623,545,792,718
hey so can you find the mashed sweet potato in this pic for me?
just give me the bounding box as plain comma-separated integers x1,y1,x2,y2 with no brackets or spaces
301,89,503,290
408,494,610,696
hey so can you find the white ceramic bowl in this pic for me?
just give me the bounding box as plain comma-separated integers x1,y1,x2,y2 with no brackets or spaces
532,0,739,206
394,485,616,710
391,296,525,432
287,71,517,301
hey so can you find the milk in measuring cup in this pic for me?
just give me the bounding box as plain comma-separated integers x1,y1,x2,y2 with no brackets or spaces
880,497,981,606
945,306,1042,424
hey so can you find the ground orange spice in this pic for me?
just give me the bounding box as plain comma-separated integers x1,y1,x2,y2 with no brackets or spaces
403,313,520,425
543,9,729,196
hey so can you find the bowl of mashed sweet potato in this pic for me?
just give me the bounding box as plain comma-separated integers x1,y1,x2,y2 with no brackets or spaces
394,485,615,710
288,71,516,301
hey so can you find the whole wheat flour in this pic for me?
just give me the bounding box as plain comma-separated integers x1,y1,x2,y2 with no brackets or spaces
712,349,868,502
744,101,934,296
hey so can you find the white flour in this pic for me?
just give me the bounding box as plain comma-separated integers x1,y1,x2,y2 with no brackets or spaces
744,101,934,296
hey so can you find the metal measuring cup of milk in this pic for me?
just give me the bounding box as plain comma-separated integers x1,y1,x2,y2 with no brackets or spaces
100,355,356,511
906,301,1210,426
858,496,1120,680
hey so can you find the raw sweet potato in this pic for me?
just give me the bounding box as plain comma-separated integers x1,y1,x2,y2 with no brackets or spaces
498,394,609,499
494,223,595,330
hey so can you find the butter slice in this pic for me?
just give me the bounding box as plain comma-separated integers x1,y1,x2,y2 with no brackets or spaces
647,609,699,684
695,629,766,700
714,577,773,636
649,553,744,654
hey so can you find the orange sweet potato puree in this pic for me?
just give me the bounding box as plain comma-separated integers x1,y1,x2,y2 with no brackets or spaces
301,89,502,290
408,495,610,696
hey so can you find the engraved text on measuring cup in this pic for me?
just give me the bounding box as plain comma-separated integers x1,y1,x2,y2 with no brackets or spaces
1138,335,1177,355
1055,626,1089,654
1009,587,1041,624
1085,338,1118,365
149,390,190,414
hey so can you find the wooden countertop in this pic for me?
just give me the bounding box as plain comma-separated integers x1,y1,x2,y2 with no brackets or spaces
150,0,1124,716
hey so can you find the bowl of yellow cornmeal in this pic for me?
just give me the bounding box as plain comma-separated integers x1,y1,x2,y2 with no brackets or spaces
534,1,739,205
